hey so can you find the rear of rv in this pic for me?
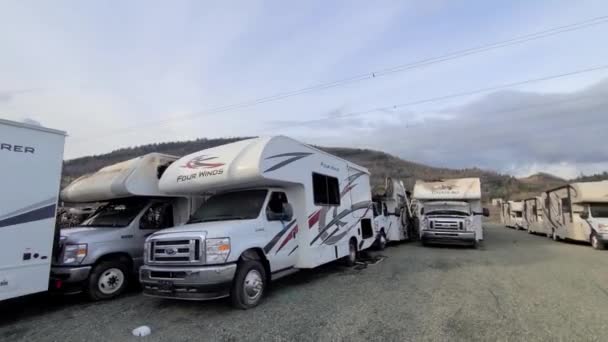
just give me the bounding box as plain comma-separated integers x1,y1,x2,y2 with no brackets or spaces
0,119,65,301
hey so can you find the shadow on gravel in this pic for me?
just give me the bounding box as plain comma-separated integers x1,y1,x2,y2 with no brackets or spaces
0,286,141,328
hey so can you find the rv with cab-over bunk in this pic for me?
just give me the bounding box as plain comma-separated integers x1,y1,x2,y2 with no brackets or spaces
507,201,524,229
140,136,377,308
52,153,202,300
372,177,414,248
543,181,608,249
523,196,546,235
413,178,488,247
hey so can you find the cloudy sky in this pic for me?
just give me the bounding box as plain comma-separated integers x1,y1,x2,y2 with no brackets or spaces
1,0,608,179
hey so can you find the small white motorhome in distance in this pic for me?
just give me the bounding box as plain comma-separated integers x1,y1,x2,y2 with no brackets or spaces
372,177,414,247
0,119,66,301
53,153,201,300
508,201,524,230
413,178,488,247
140,136,376,308
523,197,545,235
543,181,608,249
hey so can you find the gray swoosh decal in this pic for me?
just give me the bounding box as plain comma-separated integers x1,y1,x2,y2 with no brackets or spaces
0,204,56,228
0,197,56,220
264,219,297,253
264,152,313,173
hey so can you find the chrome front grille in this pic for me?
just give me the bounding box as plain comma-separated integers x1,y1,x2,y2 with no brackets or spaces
148,238,203,264
431,220,463,230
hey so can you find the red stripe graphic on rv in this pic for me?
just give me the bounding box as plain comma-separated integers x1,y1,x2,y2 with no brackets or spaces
276,225,298,253
307,181,359,229
181,155,225,169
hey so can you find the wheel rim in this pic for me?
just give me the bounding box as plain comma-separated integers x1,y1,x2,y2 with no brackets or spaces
98,268,125,295
243,269,263,302
380,234,387,247
591,235,598,248
349,243,356,261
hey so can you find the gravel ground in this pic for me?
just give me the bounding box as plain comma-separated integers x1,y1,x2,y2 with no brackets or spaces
2,223,608,342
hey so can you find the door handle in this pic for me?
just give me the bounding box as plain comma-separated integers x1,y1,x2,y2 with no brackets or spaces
255,227,265,232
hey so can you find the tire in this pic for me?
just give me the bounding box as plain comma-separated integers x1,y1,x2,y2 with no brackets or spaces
230,260,266,309
344,239,357,266
376,231,387,250
87,259,130,301
552,230,560,241
591,232,605,250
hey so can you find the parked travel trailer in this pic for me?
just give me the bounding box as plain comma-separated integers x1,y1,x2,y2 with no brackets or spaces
523,197,545,235
507,201,524,229
52,153,201,300
543,181,608,249
372,177,414,247
140,136,376,308
0,119,66,301
412,178,488,247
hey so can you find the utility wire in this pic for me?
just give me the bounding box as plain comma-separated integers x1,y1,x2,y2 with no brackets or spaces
70,15,608,142
266,64,608,130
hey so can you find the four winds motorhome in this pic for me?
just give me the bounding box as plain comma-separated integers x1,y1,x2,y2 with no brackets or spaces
413,178,489,247
0,119,66,301
140,136,377,308
543,181,608,249
372,177,414,248
52,153,201,300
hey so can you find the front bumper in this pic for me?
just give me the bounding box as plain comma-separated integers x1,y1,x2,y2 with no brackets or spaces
50,265,92,283
421,230,476,245
140,263,237,301
597,232,608,243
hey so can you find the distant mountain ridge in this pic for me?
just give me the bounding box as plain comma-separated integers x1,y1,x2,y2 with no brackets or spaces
62,137,606,202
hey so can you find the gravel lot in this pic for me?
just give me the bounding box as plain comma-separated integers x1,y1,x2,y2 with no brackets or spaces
2,223,608,342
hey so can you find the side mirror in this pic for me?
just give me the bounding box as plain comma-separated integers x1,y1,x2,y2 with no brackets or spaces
483,208,490,217
580,211,589,219
282,203,294,221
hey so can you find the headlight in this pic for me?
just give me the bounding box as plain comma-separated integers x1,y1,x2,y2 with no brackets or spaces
63,244,87,265
598,224,608,231
206,238,230,264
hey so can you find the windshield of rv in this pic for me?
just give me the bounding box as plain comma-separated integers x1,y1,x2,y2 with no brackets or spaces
589,204,608,218
80,198,149,228
424,202,470,216
189,189,268,223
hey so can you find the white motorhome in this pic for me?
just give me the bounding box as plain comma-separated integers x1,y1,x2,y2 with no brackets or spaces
543,181,608,249
52,153,201,300
372,177,413,247
507,201,524,229
0,119,66,301
523,197,546,235
413,178,488,247
140,136,376,308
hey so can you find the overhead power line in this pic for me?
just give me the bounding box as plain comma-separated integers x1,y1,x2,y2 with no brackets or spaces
70,15,608,142
266,64,608,130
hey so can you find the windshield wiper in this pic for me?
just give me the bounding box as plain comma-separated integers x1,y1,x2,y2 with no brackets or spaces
189,215,248,223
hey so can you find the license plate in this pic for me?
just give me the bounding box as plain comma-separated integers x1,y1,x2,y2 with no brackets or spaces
158,280,174,291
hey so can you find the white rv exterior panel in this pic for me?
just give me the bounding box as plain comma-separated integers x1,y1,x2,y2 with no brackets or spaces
0,119,65,301
61,153,178,203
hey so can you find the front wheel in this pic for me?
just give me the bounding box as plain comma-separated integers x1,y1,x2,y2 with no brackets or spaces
87,260,129,301
344,239,357,266
591,232,605,250
376,231,387,250
552,230,560,241
231,260,266,309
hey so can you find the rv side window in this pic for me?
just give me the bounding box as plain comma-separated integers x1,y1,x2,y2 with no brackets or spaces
312,173,340,206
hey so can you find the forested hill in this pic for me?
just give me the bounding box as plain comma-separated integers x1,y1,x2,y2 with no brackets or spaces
62,137,604,201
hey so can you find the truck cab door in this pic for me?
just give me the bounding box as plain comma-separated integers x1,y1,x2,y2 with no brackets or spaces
264,191,298,272
135,201,175,267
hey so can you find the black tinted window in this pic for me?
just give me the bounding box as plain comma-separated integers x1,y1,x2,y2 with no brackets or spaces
313,173,340,206
189,190,267,223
